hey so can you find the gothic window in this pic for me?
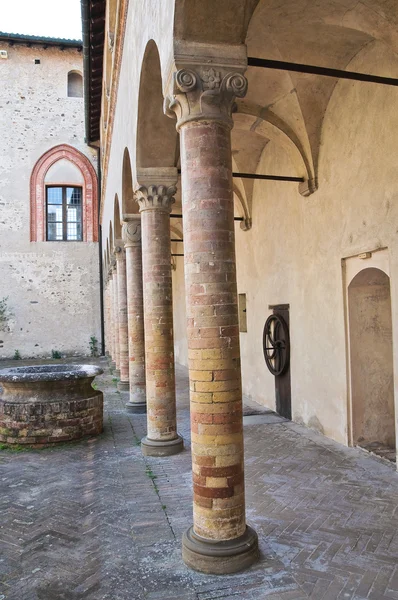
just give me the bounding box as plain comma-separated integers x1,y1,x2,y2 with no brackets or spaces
46,186,83,241
30,145,98,242
67,71,83,97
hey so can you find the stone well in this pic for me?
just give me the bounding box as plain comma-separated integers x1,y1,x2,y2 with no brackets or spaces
0,364,103,447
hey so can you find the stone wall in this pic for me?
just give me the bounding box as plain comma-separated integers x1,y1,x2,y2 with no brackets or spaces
0,44,101,359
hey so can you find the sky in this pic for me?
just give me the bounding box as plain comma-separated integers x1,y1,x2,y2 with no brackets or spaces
1,0,82,40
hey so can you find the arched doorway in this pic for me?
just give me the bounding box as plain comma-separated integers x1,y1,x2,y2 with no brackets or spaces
348,267,395,461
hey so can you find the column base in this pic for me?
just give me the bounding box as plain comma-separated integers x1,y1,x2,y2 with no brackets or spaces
117,380,130,392
141,435,184,457
125,401,147,414
182,525,259,575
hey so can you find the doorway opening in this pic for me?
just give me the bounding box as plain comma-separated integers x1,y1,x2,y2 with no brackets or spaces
348,267,395,462
264,304,292,420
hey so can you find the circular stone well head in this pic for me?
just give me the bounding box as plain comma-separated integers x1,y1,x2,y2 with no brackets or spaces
0,363,103,383
0,363,104,447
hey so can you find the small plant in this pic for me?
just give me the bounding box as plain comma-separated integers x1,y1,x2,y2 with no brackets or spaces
145,467,157,481
92,382,98,390
89,335,99,357
13,349,21,360
52,350,62,359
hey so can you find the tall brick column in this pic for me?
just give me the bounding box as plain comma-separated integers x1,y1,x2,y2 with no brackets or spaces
108,268,116,368
165,50,258,573
122,217,147,413
111,259,120,377
104,277,112,358
115,245,129,391
135,168,183,456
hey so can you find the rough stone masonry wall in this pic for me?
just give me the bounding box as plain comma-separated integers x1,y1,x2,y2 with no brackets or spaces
0,44,101,358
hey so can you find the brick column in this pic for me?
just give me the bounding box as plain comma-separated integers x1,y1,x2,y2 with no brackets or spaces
115,245,130,391
108,270,116,369
165,52,258,573
104,278,112,358
111,260,121,378
122,217,147,413
135,169,183,456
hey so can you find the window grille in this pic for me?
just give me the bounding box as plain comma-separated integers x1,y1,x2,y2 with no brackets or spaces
46,186,82,241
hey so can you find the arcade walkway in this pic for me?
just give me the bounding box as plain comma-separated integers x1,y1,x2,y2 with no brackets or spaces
1,360,398,599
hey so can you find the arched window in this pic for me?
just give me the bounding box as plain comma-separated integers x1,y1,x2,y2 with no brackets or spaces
67,71,83,98
30,144,98,242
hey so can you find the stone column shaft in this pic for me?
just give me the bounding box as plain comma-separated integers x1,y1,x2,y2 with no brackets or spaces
115,247,130,391
112,264,120,376
136,174,183,456
165,54,258,573
108,275,115,366
123,218,146,413
104,282,111,358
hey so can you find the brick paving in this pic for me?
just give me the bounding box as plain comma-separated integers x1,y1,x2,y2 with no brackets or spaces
1,358,398,599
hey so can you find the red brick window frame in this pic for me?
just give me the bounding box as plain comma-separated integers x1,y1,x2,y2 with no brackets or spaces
30,144,98,242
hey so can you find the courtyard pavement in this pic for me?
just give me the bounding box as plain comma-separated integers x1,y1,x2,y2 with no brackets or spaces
1,358,398,599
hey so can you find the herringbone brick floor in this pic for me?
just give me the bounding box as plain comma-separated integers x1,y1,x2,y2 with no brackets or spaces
1,358,398,599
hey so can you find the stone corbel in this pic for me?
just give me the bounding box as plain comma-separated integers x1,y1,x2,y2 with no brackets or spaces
299,177,318,197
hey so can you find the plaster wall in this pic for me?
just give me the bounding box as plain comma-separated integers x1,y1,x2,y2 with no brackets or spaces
232,43,398,445
101,0,175,237
0,44,101,358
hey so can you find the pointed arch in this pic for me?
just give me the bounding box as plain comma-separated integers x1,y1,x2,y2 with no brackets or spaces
109,221,114,251
30,144,98,242
122,148,137,214
113,194,122,240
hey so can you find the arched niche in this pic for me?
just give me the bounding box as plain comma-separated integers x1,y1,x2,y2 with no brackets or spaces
136,40,178,170
348,267,395,454
67,71,83,98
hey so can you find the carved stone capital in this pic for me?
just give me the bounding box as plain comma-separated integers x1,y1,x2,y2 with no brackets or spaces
114,242,125,261
122,217,142,247
135,167,178,214
164,44,248,130
165,68,247,130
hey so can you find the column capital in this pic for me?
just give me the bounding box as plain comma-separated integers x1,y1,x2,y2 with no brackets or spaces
135,167,177,214
122,216,142,247
164,42,248,131
114,243,125,261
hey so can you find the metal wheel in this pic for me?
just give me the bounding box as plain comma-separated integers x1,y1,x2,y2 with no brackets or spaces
263,314,290,376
